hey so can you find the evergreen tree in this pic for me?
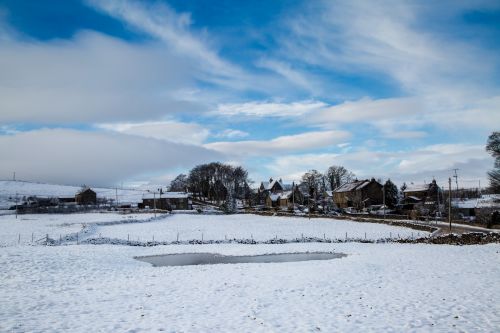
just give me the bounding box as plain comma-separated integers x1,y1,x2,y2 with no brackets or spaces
486,132,500,192
384,179,399,208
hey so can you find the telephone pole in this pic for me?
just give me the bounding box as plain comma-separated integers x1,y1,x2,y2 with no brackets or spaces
448,178,452,233
15,192,18,219
382,181,386,222
452,169,459,193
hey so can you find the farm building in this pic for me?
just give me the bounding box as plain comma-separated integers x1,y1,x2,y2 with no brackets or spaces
75,187,97,205
333,179,383,209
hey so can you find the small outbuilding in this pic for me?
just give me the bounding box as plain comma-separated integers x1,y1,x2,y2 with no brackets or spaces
75,187,97,205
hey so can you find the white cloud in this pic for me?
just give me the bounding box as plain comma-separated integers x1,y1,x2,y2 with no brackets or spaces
205,130,350,156
284,1,498,97
87,0,249,89
214,129,249,139
261,143,493,186
0,129,222,186
305,95,500,137
0,31,205,123
97,120,210,145
256,58,320,94
215,100,327,118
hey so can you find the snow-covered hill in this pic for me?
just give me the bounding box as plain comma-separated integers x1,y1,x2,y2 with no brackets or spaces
0,180,150,209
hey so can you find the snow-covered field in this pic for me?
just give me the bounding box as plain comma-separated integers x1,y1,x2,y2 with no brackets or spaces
0,212,160,246
1,242,499,332
0,212,497,332
0,213,429,246
95,214,428,243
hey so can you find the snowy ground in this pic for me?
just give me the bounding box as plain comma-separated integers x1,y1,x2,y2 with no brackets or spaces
0,212,160,246
94,214,428,243
0,213,498,332
1,242,499,332
0,213,429,246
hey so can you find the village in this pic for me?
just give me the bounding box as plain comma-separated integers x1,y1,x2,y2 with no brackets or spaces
2,171,499,232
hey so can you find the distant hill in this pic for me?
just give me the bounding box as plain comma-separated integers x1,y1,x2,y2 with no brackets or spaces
0,180,150,209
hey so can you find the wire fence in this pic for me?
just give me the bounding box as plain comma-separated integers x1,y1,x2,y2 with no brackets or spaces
2,230,428,247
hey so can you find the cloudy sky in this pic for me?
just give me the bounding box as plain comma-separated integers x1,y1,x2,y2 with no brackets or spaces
0,0,499,188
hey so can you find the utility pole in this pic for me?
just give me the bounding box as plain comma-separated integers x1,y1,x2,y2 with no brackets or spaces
13,172,16,181
15,192,18,219
382,181,386,222
158,187,163,211
453,169,459,193
115,187,118,206
436,185,441,221
448,178,452,233
153,191,157,218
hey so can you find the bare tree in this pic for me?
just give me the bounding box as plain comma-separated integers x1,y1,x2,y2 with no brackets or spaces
325,165,355,190
168,174,188,192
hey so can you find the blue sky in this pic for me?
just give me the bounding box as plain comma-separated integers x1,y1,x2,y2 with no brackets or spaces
0,0,499,187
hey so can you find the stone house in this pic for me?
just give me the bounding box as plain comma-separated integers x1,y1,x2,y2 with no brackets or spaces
333,179,383,209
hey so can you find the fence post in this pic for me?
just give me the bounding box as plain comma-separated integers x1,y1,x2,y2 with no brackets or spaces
345,232,347,241
364,232,366,240
59,234,62,243
18,233,20,244
31,232,34,243
323,233,326,240
46,234,48,245
127,234,129,241
176,232,179,242
76,233,78,245
202,233,204,242
390,232,392,239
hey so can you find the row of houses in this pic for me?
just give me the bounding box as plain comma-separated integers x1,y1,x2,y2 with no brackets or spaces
257,177,443,213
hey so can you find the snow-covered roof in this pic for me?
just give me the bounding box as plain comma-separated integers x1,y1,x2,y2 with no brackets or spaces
334,180,371,193
324,190,333,197
261,178,292,191
269,193,281,201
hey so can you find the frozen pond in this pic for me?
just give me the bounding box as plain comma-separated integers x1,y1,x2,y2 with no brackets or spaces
135,252,347,267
